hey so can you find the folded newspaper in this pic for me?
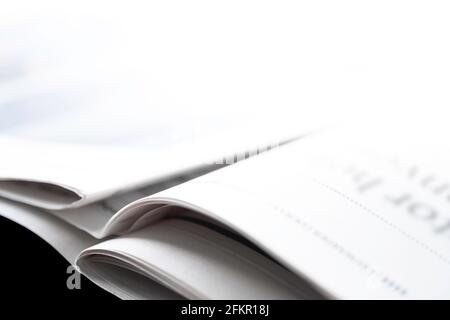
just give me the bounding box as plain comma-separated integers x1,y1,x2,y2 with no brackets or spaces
2,1,450,300
2,122,450,299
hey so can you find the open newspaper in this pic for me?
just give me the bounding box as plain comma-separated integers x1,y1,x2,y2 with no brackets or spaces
2,1,450,300
1,124,449,299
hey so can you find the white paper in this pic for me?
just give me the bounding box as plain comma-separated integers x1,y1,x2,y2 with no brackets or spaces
113,125,450,299
0,119,306,210
77,218,323,299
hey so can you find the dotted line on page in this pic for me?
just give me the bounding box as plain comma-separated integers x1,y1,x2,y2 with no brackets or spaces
199,180,410,297
268,202,408,296
310,177,450,267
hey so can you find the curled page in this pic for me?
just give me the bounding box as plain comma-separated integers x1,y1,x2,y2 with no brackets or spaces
77,218,323,299
109,125,450,299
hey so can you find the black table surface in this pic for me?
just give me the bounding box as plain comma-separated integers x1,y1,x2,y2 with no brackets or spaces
0,216,116,300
